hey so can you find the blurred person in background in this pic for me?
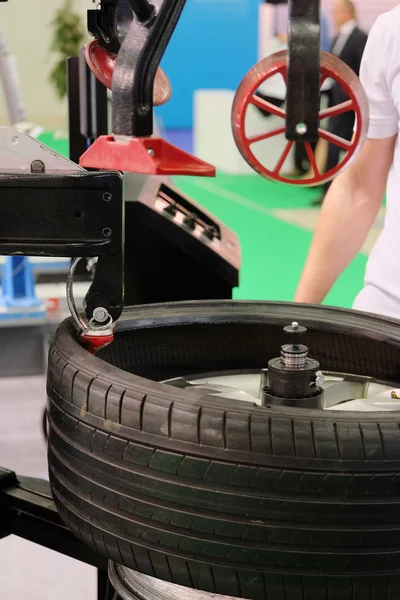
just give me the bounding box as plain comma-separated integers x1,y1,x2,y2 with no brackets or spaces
311,0,367,204
0,30,42,137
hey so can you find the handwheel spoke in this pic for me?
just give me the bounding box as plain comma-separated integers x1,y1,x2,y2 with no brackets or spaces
247,127,286,144
251,95,286,119
318,129,352,151
320,72,331,88
319,100,354,120
273,141,294,174
304,142,320,177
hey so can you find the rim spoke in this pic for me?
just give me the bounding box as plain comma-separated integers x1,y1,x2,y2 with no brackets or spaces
318,129,352,151
247,127,286,144
280,68,287,84
320,72,329,87
304,142,320,177
319,100,354,120
251,94,286,118
273,141,294,174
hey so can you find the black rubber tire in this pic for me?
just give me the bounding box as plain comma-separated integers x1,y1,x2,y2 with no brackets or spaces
42,407,48,441
47,300,400,600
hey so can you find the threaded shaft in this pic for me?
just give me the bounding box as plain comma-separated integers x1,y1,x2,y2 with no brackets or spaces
281,346,308,369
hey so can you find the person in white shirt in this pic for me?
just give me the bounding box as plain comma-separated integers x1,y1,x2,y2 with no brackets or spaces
295,5,400,319
312,0,367,203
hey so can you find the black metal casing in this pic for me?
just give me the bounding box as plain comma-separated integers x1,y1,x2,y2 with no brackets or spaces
0,172,123,257
0,468,114,600
286,0,321,142
123,175,240,305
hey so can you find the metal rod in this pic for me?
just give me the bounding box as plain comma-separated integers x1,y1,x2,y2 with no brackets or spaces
67,57,87,164
67,257,87,332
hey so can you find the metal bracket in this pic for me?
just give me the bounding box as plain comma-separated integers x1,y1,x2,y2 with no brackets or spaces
286,0,321,142
0,127,83,174
0,170,123,257
0,468,107,569
88,0,133,54
0,129,125,324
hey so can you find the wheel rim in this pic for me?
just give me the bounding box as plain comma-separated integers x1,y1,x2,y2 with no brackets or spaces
109,562,242,600
231,51,369,187
163,370,400,412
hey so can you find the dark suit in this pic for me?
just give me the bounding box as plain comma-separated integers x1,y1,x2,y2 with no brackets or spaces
325,26,368,188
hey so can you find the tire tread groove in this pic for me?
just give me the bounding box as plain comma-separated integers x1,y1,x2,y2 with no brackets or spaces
333,422,342,460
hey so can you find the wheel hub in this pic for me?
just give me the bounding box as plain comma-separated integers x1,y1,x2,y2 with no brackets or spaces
262,321,324,408
163,321,400,413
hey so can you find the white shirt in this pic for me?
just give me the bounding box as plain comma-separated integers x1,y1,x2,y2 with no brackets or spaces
353,7,400,319
331,19,357,56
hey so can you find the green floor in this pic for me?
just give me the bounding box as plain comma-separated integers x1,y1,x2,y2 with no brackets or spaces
175,175,367,308
40,133,367,309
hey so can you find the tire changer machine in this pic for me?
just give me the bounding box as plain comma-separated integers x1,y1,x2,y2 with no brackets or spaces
0,0,370,598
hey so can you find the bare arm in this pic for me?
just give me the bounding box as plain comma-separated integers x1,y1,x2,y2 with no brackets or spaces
294,136,396,304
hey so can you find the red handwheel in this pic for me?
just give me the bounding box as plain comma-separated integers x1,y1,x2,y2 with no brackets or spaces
232,51,369,186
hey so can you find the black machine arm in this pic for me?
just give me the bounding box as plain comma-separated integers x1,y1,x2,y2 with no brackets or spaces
0,468,107,570
88,0,133,53
286,0,321,143
0,468,116,600
0,166,124,325
89,0,188,137
129,0,155,22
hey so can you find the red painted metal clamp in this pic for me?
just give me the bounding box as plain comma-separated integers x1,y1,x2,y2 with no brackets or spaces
79,135,216,176
81,328,114,355
82,39,215,177
232,51,369,186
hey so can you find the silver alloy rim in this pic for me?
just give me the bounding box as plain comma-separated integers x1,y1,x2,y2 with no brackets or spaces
109,562,245,600
163,371,400,412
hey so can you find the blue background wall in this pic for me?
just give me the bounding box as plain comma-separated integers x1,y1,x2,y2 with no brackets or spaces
157,0,261,129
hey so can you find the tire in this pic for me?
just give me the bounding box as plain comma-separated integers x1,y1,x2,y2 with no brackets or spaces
42,407,48,441
47,300,400,600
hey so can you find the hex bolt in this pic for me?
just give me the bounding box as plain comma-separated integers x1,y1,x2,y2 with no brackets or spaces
315,371,325,388
93,307,109,323
147,147,155,157
11,136,19,145
103,192,112,202
295,123,308,136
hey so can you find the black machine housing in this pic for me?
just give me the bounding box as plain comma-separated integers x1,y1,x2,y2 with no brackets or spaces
123,174,240,304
